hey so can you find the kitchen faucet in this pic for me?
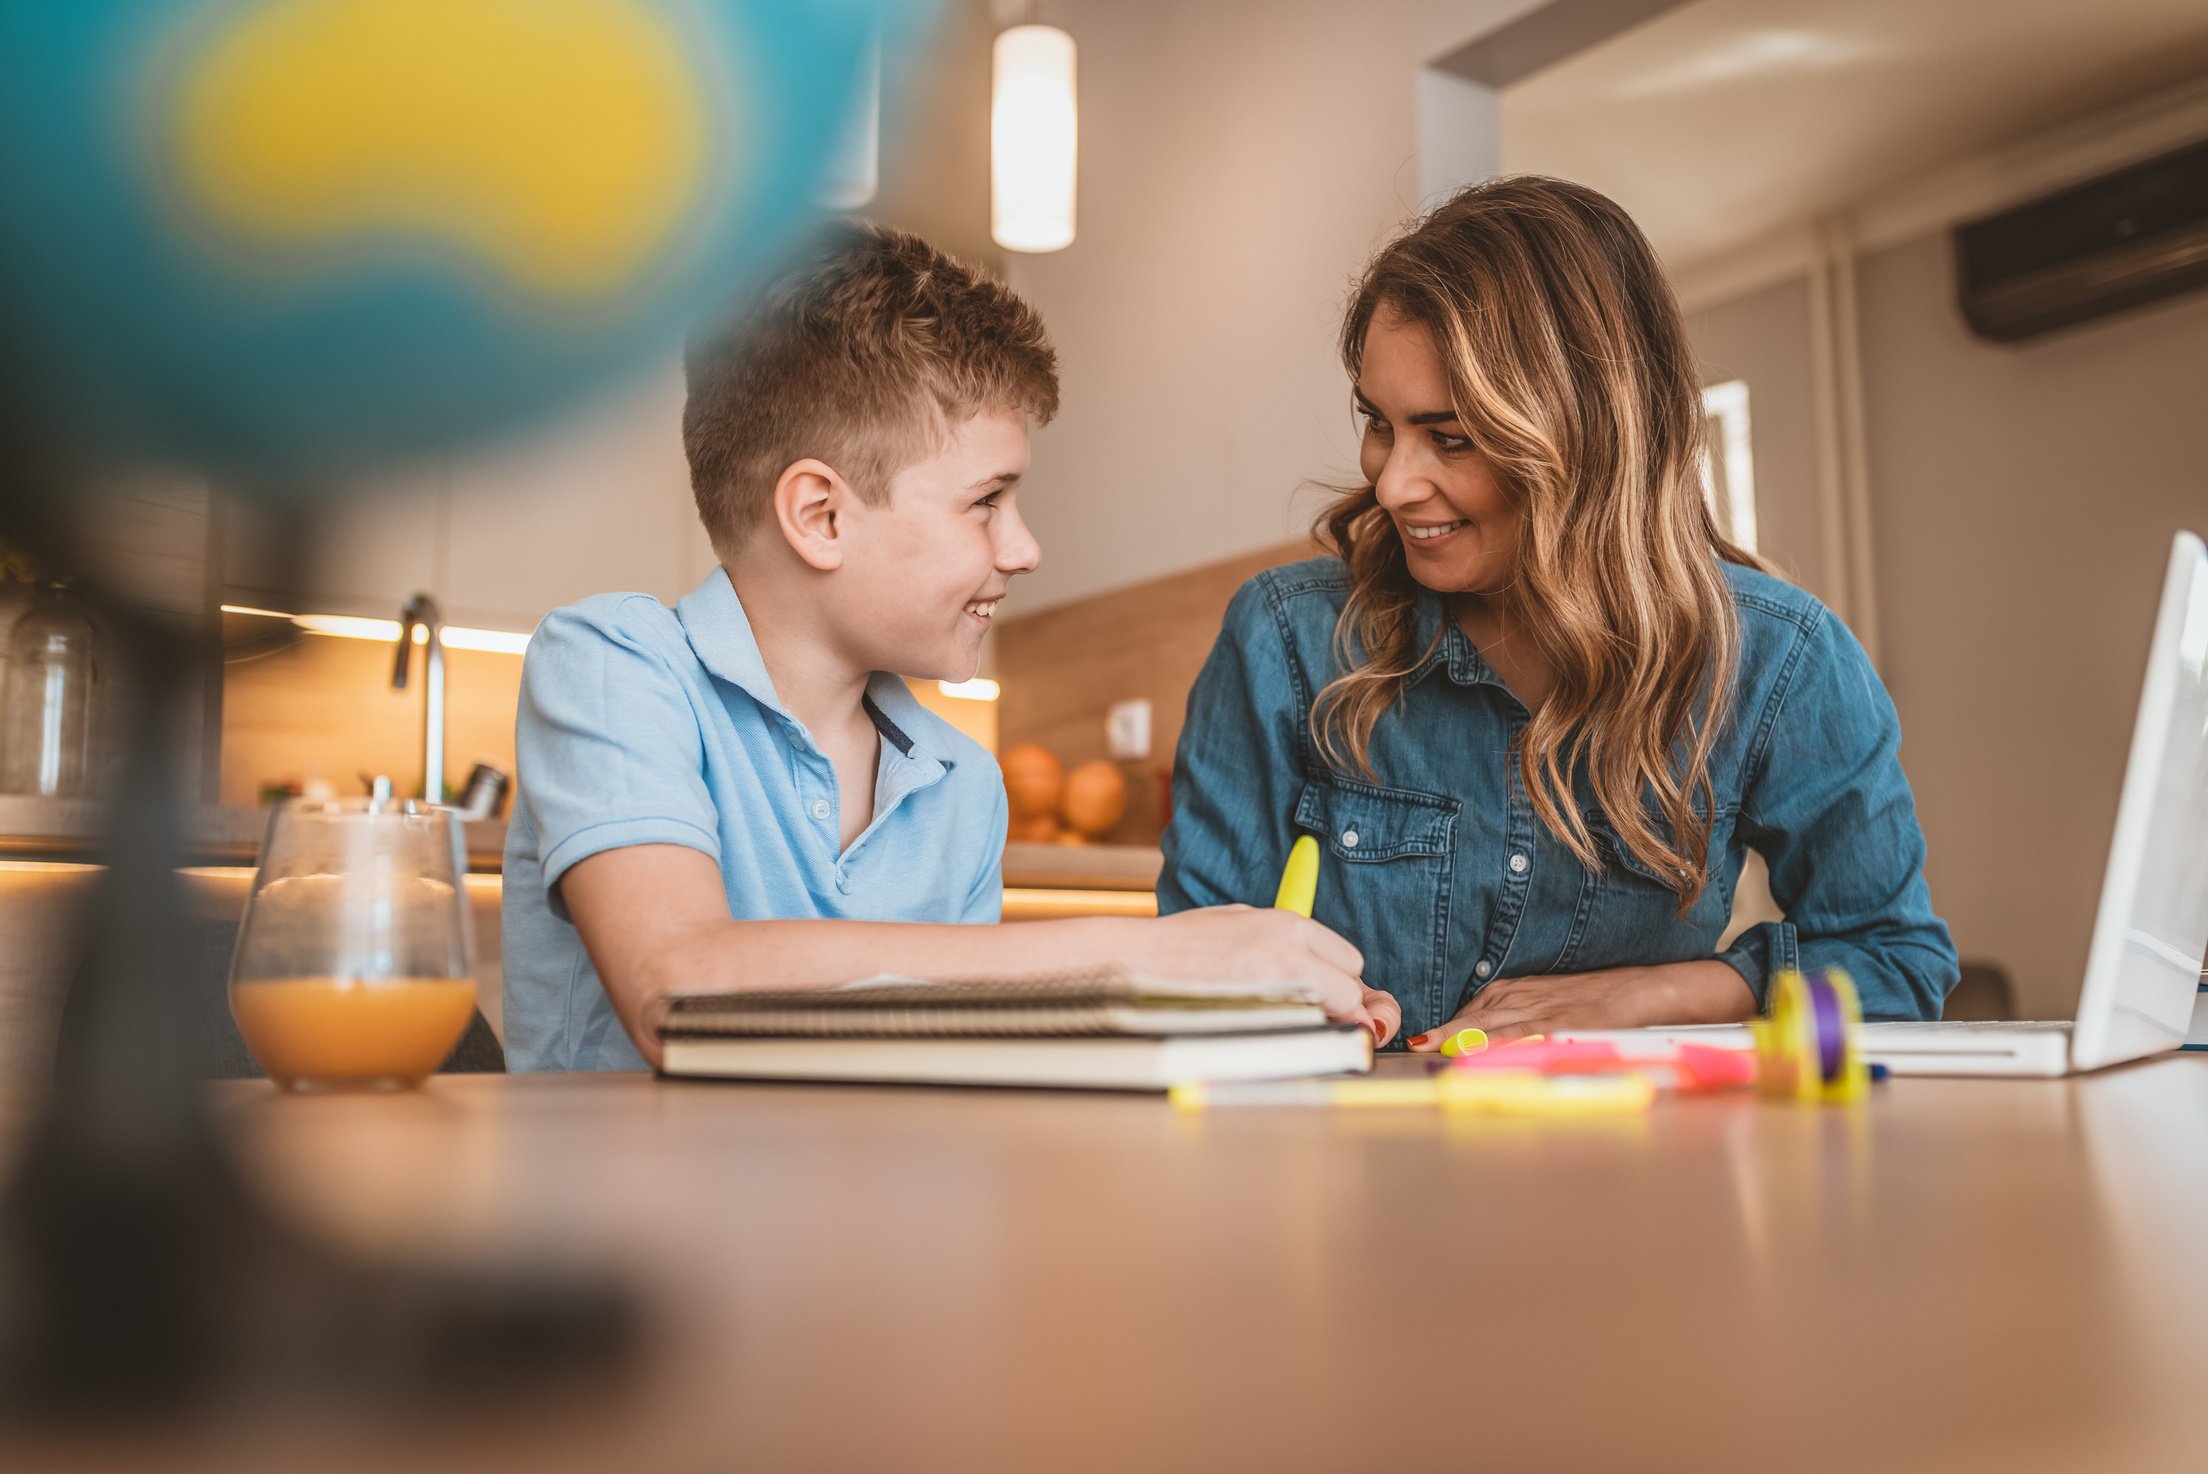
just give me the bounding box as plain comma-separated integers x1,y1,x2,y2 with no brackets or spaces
392,592,446,803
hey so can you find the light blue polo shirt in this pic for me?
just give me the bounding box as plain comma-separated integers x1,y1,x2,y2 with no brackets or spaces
501,567,1006,1071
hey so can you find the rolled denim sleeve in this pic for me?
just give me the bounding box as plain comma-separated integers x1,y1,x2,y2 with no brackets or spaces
1158,578,1307,915
1718,605,1959,1019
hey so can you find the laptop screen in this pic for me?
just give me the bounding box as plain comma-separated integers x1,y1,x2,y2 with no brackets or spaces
2072,531,2208,1069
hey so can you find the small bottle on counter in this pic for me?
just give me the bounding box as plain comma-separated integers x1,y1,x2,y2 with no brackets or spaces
0,580,99,798
454,760,508,820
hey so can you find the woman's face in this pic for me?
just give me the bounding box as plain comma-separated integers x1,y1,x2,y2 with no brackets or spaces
1355,309,1520,598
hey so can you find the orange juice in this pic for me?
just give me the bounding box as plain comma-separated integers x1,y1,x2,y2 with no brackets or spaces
230,976,477,1089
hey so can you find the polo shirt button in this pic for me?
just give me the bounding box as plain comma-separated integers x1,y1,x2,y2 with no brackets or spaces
810,799,831,821
1474,960,1493,979
1508,853,1528,874
1341,829,1359,849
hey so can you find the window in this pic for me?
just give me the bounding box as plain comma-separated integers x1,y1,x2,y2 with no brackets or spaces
1700,379,1758,554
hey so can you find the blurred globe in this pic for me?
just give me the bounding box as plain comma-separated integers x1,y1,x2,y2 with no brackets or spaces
0,0,932,485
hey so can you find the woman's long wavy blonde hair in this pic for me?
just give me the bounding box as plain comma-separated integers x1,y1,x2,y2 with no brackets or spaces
1313,176,1768,912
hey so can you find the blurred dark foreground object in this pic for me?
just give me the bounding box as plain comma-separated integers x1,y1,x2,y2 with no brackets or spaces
0,597,639,1422
0,0,936,1428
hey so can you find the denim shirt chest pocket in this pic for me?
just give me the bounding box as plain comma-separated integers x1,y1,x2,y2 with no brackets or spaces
1552,803,1741,973
1295,777,1459,1010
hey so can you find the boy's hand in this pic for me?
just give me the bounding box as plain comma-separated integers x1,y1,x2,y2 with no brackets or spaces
1127,905,1400,1046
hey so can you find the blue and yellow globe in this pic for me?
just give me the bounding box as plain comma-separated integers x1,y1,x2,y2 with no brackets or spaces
0,0,928,482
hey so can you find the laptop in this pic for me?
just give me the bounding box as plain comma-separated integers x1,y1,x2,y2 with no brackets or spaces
1558,531,2208,1079
1860,529,2208,1077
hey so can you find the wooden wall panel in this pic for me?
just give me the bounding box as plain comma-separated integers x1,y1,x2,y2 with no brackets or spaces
995,539,1322,845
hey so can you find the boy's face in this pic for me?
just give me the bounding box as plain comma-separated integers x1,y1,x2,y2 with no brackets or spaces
836,406,1040,681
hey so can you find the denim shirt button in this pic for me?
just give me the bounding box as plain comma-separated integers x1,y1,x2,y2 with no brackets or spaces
1475,960,1493,979
1340,829,1359,849
1508,853,1528,874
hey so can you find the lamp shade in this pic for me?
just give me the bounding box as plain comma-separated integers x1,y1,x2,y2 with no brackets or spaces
991,24,1076,253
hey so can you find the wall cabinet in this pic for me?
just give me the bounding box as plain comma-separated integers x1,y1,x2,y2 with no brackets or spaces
221,357,718,631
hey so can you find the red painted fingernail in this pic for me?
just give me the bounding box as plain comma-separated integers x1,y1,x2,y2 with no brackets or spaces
1407,1033,1430,1047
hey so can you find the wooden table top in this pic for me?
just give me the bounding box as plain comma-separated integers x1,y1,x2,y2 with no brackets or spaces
14,1055,2208,1471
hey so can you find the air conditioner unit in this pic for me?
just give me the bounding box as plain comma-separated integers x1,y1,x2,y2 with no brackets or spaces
1955,136,2208,342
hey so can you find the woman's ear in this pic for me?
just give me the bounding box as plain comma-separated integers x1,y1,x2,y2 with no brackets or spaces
770,458,850,571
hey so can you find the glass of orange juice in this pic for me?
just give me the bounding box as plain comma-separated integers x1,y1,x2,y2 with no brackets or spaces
229,796,477,1091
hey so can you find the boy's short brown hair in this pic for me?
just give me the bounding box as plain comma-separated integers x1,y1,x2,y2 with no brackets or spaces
683,220,1059,554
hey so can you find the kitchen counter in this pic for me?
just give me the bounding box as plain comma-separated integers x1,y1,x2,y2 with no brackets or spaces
0,816,1164,1079
0,795,510,870
0,797,1167,889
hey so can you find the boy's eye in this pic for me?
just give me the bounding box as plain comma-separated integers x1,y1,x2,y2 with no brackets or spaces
974,492,1001,510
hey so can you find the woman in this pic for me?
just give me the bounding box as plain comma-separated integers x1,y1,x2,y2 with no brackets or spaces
1159,177,1956,1048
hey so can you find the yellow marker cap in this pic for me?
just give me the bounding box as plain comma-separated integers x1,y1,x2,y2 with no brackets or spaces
1273,834,1320,918
1438,1027,1488,1058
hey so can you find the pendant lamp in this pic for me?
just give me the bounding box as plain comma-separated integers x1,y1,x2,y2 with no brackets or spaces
991,22,1076,252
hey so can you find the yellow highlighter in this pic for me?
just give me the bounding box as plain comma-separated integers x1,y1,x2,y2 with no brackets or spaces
1274,834,1320,917
1438,1027,1488,1058
1439,1071,1654,1117
1169,1078,1442,1111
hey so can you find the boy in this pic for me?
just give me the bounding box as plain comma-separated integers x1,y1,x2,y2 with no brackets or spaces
501,222,1390,1071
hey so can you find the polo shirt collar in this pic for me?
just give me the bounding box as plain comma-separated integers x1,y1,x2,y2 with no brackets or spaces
676,568,953,766
677,568,781,710
862,672,938,762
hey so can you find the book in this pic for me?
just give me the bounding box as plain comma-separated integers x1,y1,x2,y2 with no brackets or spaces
2186,984,2208,1050
653,974,1373,1091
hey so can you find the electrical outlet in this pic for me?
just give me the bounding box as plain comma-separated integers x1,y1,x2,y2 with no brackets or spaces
1106,698,1152,761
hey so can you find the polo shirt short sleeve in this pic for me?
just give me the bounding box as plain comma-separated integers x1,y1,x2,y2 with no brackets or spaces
518,598,722,908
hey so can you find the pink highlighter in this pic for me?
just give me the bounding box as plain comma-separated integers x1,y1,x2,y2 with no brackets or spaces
1450,1035,1759,1094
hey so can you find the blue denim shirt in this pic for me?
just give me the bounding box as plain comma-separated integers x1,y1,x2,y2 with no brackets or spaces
1159,557,1956,1038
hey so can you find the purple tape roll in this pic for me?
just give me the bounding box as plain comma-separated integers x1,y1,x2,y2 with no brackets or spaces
1808,974,1846,1084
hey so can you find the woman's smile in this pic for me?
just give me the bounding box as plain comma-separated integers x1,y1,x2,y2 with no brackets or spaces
1400,517,1470,547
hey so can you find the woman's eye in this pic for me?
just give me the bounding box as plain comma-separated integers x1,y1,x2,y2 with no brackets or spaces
1360,413,1391,438
1431,431,1471,452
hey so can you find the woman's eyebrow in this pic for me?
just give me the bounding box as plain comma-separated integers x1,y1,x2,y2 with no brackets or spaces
1353,391,1458,426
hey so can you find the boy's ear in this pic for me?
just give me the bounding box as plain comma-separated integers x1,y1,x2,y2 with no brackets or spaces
770,458,853,571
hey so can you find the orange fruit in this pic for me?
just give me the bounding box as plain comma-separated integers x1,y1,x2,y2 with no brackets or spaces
1061,759,1128,838
1000,742,1064,820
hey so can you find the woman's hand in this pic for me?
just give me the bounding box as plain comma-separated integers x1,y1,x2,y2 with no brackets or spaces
1117,906,1402,1046
1404,959,1753,1050
1356,985,1404,1049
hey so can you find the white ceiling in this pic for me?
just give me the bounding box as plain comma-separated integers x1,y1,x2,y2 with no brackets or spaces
1499,0,2208,271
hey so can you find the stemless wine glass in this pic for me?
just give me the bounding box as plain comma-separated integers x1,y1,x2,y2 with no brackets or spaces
229,796,476,1091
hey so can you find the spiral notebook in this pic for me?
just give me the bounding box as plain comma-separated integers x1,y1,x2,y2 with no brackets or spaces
654,975,1373,1091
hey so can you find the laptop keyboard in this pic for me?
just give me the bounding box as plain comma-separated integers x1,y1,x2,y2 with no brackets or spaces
1867,1020,2072,1035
